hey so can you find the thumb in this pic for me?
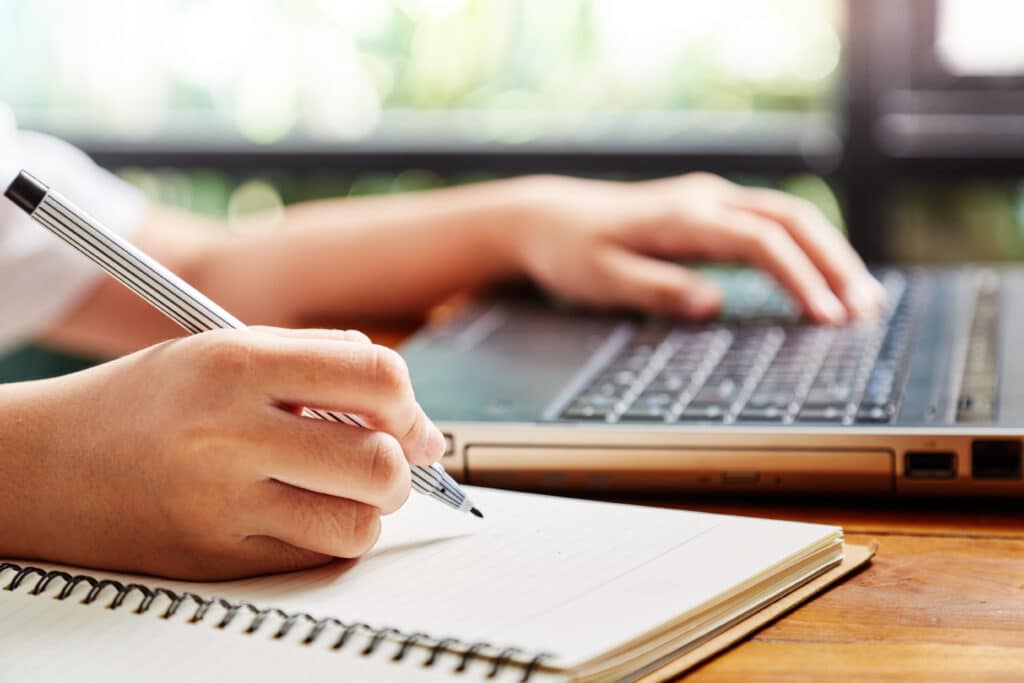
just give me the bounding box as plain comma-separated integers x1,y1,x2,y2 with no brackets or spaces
592,247,722,318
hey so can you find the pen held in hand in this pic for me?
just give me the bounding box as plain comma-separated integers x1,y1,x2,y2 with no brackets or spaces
4,170,481,518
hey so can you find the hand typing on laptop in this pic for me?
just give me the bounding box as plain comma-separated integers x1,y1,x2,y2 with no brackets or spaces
507,173,886,324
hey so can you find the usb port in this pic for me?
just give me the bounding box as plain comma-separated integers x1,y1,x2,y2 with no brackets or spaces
905,451,956,479
972,440,1022,480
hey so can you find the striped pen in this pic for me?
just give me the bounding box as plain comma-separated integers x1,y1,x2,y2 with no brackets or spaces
5,170,481,518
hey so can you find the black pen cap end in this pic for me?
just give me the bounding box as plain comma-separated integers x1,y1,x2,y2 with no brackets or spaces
4,171,48,214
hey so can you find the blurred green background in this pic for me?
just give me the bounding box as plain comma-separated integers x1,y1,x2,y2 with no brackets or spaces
3,0,1019,261
1,0,846,219
1,0,1023,380
1,1,841,140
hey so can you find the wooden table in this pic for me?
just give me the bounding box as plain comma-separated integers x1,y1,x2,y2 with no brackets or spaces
652,495,1024,681
370,323,1024,682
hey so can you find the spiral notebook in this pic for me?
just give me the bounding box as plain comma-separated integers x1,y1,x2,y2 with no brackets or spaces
1,486,870,682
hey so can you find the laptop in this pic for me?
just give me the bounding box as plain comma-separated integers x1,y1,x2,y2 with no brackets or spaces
400,266,1024,496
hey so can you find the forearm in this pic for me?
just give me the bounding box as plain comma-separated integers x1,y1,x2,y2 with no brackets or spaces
196,176,539,326
40,207,225,357
42,177,542,358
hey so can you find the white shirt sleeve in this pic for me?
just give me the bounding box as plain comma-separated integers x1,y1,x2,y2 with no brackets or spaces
0,104,149,354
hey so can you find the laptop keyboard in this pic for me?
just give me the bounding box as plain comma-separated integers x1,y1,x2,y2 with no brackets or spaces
561,272,916,425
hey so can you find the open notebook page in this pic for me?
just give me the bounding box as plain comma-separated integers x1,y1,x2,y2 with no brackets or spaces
23,486,841,670
0,587,566,683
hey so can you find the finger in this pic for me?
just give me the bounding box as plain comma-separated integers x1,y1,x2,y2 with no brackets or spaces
245,333,445,466
250,326,372,344
253,479,383,559
250,411,411,513
641,171,738,194
167,536,333,581
698,209,848,323
238,535,335,574
589,247,723,319
247,329,373,415
730,189,886,318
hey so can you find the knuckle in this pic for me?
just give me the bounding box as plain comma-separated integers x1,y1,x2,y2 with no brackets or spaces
645,281,684,312
343,329,372,344
258,544,331,575
384,477,413,515
672,202,715,227
367,432,409,490
752,223,788,254
295,496,380,559
682,171,720,186
792,196,819,214
729,222,762,253
790,198,824,225
370,346,411,397
192,331,256,381
380,464,412,514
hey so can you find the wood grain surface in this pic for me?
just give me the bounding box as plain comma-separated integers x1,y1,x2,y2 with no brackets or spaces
677,506,1024,681
538,492,1024,681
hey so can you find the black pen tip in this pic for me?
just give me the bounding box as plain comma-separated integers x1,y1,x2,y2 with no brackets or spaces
5,170,48,214
470,507,484,519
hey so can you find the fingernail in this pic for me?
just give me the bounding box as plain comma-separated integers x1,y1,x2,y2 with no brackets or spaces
680,285,721,318
426,424,447,461
811,289,846,324
845,282,881,319
870,278,888,305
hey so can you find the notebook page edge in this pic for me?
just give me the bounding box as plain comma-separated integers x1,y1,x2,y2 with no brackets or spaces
568,534,844,681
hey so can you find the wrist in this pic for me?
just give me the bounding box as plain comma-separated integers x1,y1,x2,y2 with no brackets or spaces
479,174,577,277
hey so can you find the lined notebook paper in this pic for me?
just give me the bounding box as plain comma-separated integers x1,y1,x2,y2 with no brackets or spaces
1,486,849,682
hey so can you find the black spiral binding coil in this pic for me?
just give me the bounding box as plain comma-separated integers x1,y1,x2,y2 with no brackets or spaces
1,562,551,681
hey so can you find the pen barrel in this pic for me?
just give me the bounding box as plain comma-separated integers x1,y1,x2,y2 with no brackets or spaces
8,170,474,513
28,186,246,334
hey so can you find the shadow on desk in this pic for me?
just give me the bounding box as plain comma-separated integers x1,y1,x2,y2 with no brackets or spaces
583,491,1024,536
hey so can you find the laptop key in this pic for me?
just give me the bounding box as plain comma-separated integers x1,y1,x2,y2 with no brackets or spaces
615,357,651,372
804,385,853,406
796,405,848,422
620,404,671,421
860,392,894,410
620,390,676,418
855,405,895,423
607,369,639,386
563,404,614,421
589,381,621,397
572,393,619,410
677,404,728,421
690,379,739,406
745,391,794,409
646,375,690,393
637,390,676,405
738,406,787,421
